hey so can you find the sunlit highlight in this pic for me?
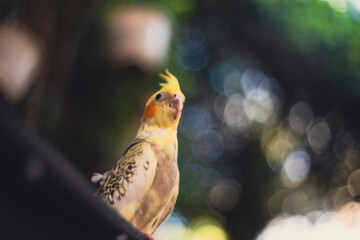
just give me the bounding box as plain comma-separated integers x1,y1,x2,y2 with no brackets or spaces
347,169,360,197
327,0,349,12
350,0,360,11
208,180,242,211
333,131,354,160
177,29,210,72
192,129,224,162
224,93,250,132
180,106,213,139
154,214,228,240
289,101,313,135
261,128,300,171
191,217,228,240
282,151,311,184
153,212,189,240
307,118,331,154
257,202,360,240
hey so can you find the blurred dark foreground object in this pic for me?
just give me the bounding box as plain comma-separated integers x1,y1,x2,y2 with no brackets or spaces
0,95,147,240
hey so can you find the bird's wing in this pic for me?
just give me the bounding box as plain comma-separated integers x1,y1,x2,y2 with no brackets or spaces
99,139,158,220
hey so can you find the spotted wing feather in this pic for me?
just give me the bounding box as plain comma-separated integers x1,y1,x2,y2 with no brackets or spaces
96,139,147,203
94,139,158,223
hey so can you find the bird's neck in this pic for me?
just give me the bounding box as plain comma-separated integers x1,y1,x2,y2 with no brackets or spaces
136,119,178,148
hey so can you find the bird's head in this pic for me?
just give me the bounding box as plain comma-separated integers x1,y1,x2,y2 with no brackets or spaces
143,69,185,129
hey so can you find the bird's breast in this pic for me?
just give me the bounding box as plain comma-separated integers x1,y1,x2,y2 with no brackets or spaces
130,144,179,232
151,144,179,198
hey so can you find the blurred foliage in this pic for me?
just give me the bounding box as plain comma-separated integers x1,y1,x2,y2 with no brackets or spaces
254,0,360,94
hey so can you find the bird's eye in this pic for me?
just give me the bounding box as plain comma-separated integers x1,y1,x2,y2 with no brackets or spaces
155,93,162,101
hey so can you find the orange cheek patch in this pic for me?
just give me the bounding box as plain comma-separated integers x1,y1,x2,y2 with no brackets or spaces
144,101,157,119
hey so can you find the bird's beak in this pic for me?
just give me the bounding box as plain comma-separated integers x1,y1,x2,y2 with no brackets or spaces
169,94,184,119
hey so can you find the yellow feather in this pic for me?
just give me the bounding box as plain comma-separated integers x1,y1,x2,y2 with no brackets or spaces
158,69,182,94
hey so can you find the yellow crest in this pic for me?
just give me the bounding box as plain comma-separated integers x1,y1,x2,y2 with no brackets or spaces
158,69,182,93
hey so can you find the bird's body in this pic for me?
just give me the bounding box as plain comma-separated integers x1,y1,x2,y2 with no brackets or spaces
92,70,185,235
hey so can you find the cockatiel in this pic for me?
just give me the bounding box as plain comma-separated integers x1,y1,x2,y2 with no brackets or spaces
91,69,185,237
